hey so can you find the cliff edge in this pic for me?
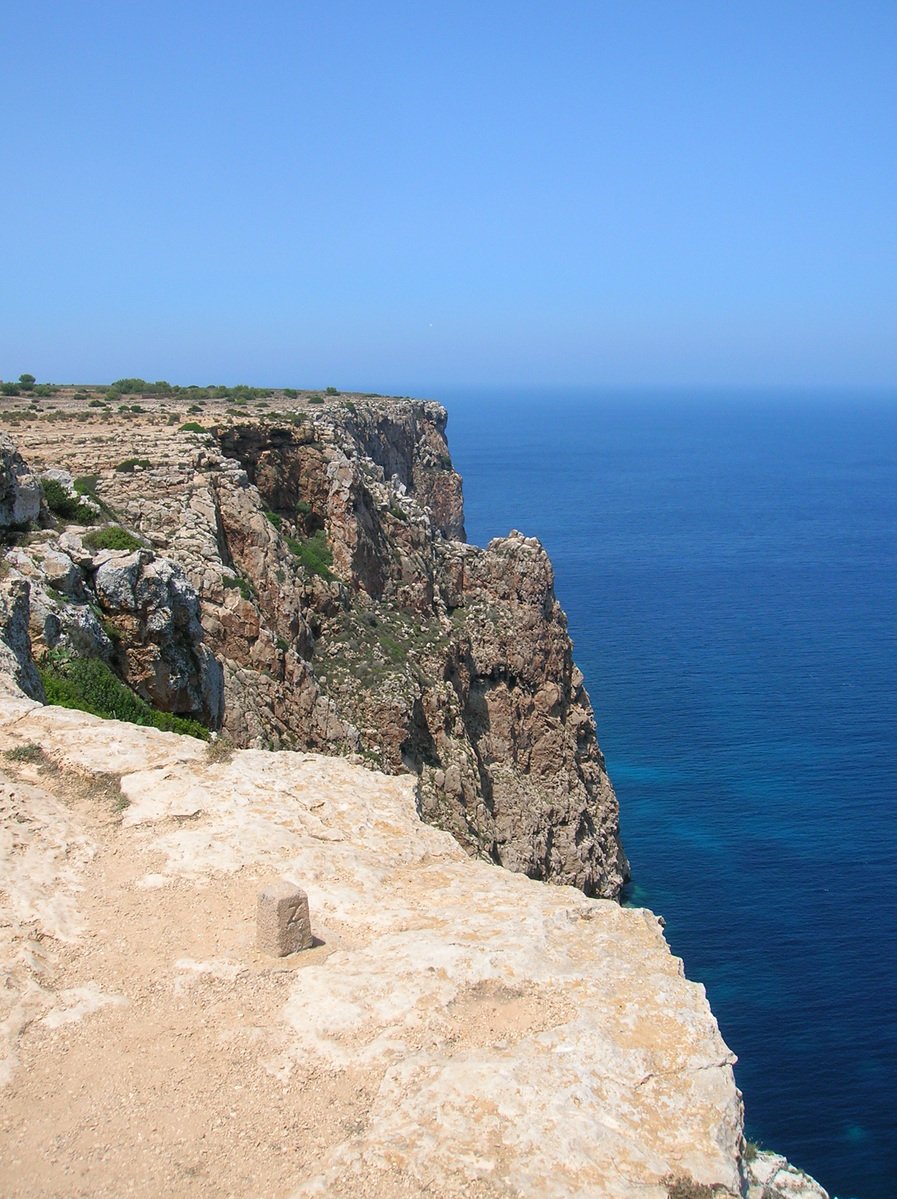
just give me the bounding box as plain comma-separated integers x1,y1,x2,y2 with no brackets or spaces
1,394,627,897
0,696,824,1199
0,390,830,1197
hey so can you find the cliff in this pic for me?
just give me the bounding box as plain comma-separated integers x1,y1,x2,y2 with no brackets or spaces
1,395,626,897
0,391,829,1197
0,695,825,1199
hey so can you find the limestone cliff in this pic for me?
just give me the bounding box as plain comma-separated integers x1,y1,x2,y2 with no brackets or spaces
0,696,827,1199
2,397,627,897
0,398,830,1198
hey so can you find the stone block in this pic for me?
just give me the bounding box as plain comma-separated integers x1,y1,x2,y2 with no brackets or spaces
256,881,312,956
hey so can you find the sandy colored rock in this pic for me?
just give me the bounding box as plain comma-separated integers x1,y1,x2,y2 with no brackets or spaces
5,394,628,896
0,695,743,1199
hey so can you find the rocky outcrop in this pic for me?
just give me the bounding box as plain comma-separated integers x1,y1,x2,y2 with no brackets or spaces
745,1152,829,1199
2,534,223,726
0,580,44,701
4,395,628,896
0,434,41,530
0,697,757,1198
92,550,224,725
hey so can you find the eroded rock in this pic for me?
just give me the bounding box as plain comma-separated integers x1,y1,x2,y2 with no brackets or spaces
4,399,625,894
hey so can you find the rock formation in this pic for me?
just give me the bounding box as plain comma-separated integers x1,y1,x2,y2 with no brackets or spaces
0,695,828,1199
2,394,627,897
0,389,831,1197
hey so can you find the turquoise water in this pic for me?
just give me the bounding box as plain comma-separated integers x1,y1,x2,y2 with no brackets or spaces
438,388,897,1199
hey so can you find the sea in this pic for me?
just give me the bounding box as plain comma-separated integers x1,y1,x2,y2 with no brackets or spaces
434,387,897,1199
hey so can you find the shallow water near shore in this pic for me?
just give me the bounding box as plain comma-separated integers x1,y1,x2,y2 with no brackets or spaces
438,387,897,1199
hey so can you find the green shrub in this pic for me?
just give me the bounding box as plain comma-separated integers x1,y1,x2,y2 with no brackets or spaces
325,386,340,396
264,510,283,531
295,499,312,516
1,383,20,396
83,526,142,553
307,394,324,405
88,398,107,408
41,478,96,523
179,421,207,434
38,653,209,740
222,574,254,601
286,529,334,580
71,476,113,520
108,377,148,395
115,458,152,473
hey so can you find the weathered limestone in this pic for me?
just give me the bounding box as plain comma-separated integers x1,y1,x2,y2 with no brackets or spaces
746,1151,830,1199
0,694,830,1198
0,433,41,529
5,397,628,897
256,881,312,956
0,580,44,701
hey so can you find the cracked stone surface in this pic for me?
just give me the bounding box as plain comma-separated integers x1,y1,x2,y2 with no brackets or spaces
0,695,750,1199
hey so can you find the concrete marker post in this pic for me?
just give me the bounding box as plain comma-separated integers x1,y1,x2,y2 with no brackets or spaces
257,880,313,956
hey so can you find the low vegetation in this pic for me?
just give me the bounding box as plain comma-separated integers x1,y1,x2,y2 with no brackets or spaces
222,574,254,601
41,478,97,524
83,526,142,553
286,529,334,580
38,652,209,740
3,743,46,764
114,458,152,472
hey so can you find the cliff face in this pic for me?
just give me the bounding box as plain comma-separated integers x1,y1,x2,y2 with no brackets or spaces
0,400,831,1199
2,397,627,897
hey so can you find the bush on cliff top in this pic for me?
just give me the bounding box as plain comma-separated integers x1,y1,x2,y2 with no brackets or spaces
41,478,97,525
83,526,142,553
38,653,210,740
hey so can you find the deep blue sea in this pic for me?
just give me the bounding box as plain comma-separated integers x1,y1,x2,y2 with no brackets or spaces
436,388,897,1199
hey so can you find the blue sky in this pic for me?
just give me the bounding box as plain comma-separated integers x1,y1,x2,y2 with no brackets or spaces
3,1,895,392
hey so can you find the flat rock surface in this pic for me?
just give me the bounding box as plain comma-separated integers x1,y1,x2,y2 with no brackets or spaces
0,697,745,1199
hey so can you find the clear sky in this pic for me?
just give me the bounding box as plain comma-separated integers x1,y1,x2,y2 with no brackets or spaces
3,0,895,392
